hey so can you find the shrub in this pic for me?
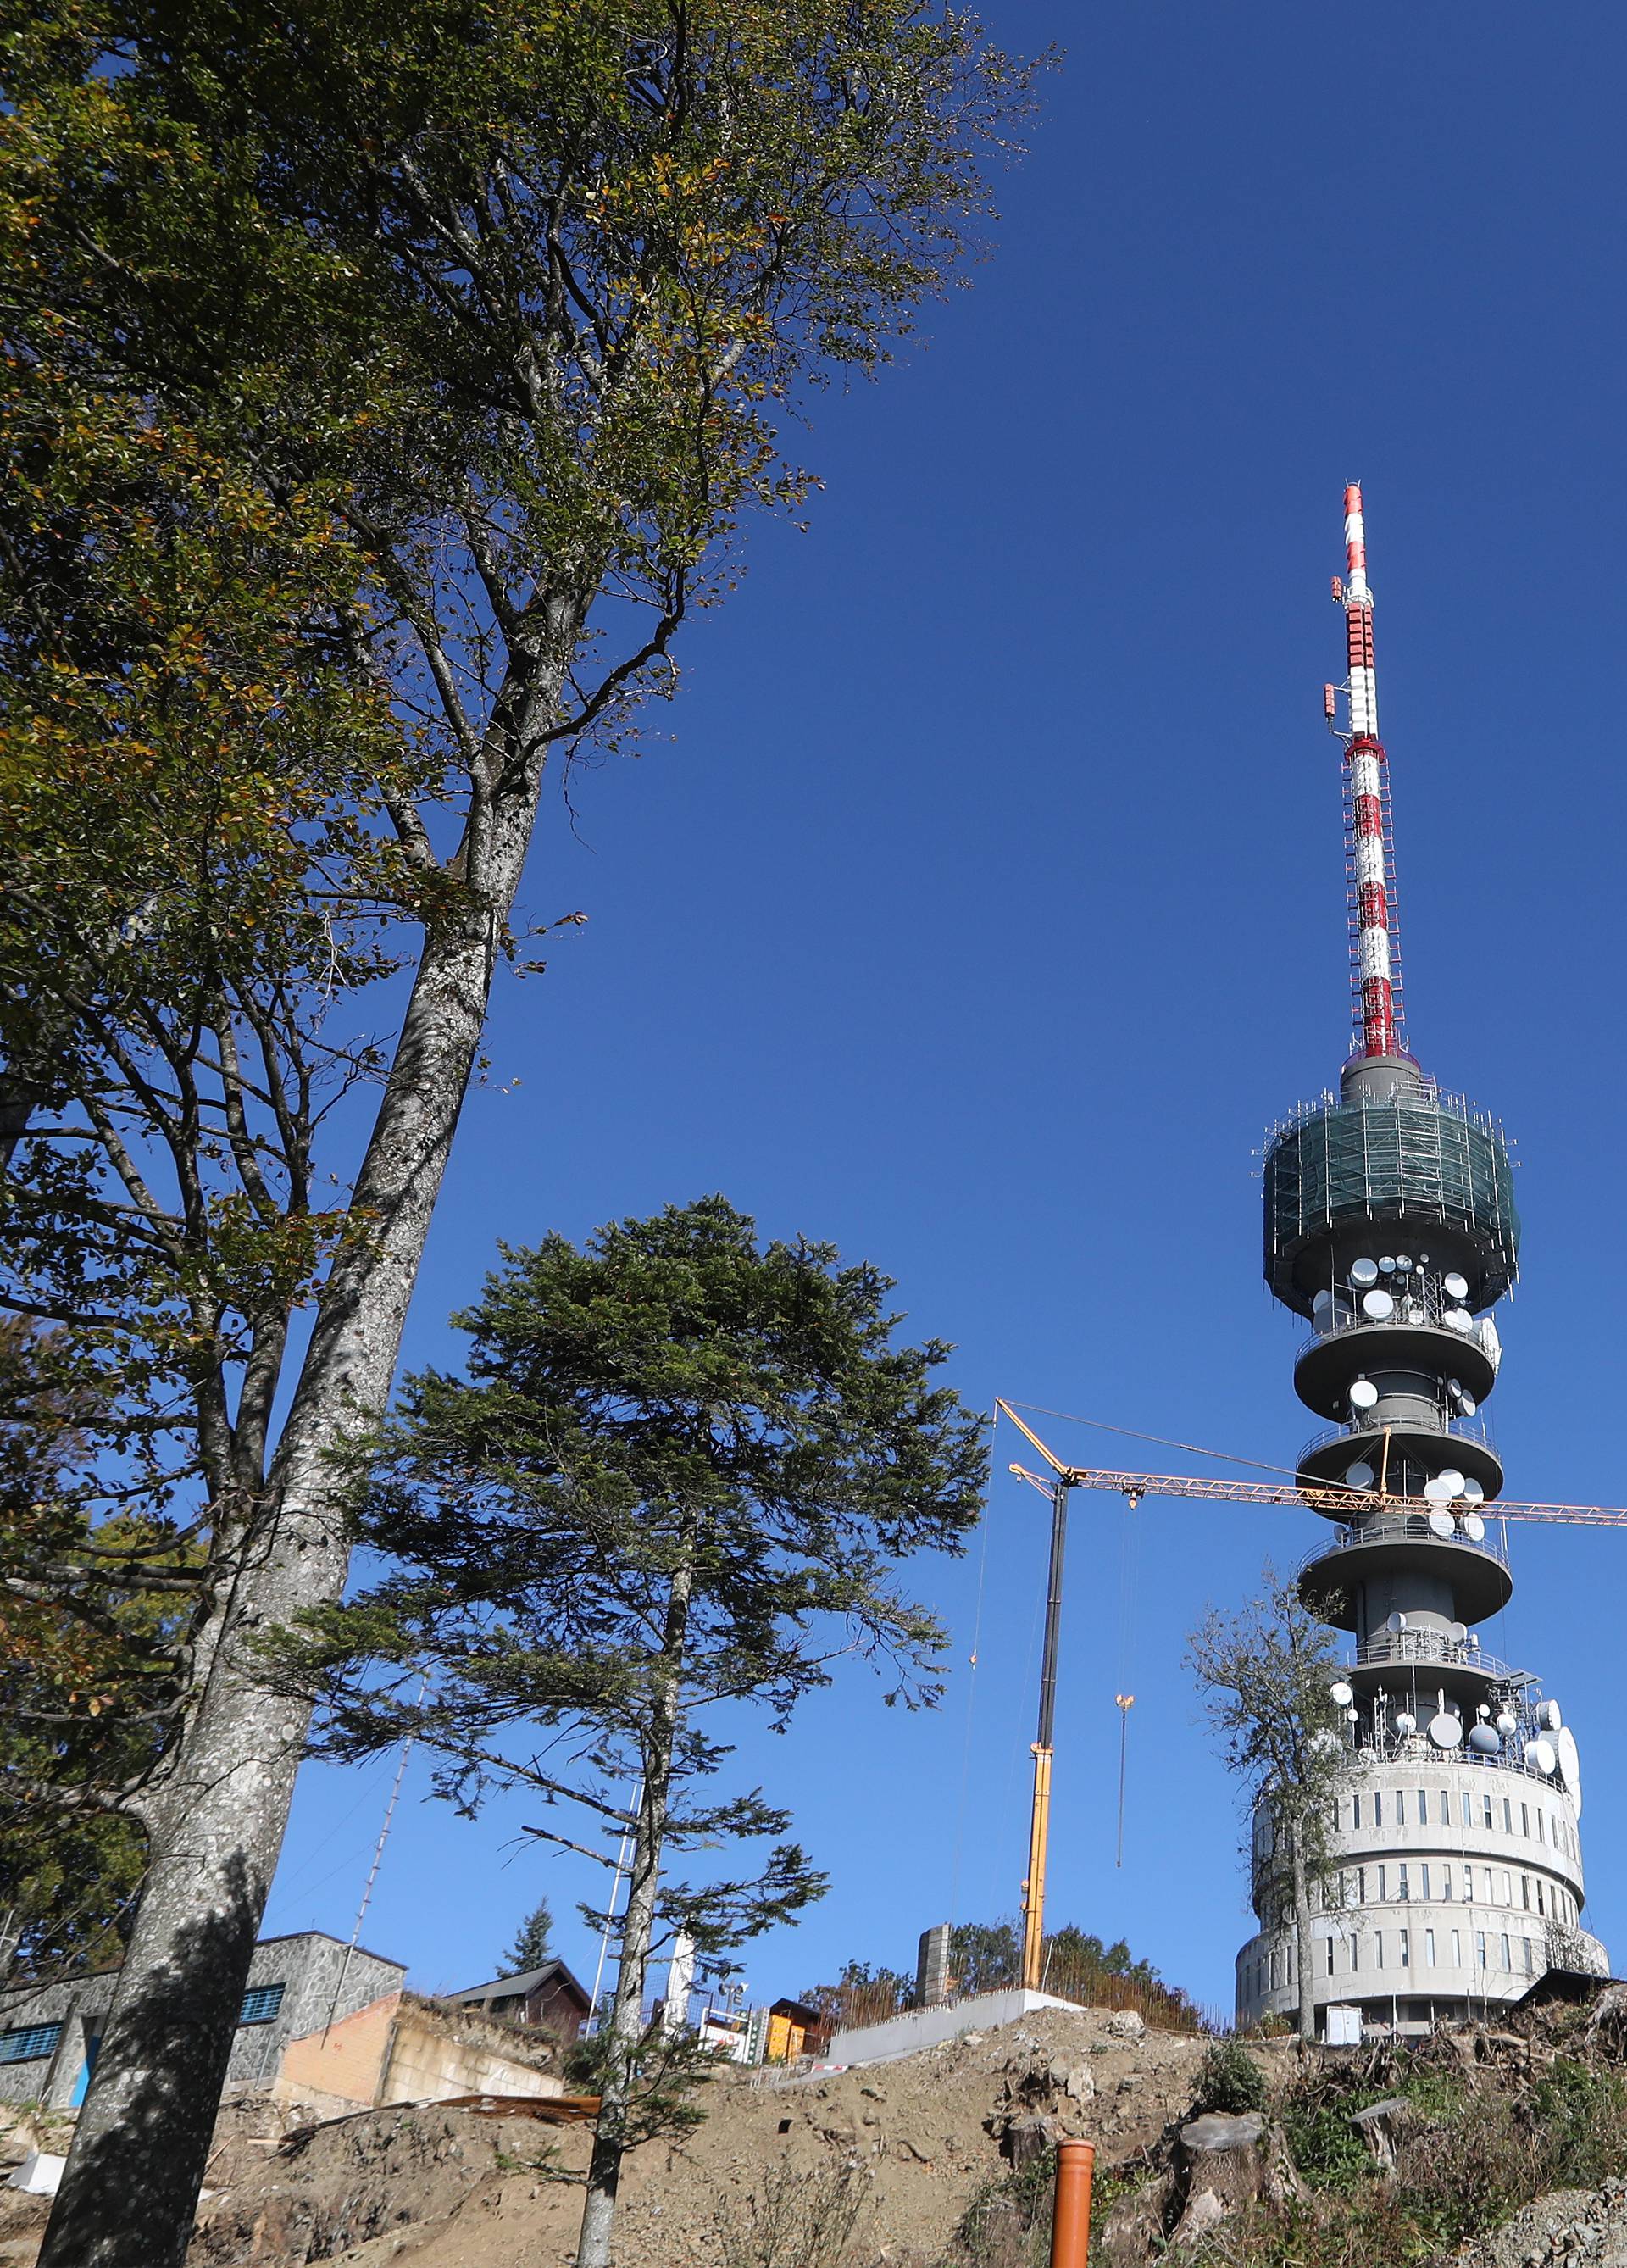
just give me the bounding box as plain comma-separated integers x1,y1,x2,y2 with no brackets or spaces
1191,2039,1269,2117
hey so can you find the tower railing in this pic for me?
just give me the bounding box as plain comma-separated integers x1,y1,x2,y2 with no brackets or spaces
1297,1414,1494,1469
1298,1513,1510,1574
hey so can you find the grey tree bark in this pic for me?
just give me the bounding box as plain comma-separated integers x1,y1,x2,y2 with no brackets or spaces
37,653,575,2268
575,1545,693,2268
1291,1824,1317,2046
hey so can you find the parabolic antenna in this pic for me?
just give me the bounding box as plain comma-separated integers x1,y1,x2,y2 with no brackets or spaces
1445,1308,1473,1333
1526,1737,1558,1776
1462,1478,1485,1507
1458,1392,1478,1416
1557,1727,1582,1816
1443,1270,1469,1300
1461,1511,1487,1542
1438,1468,1467,1498
1345,1461,1376,1490
1385,1610,1408,1633
1362,1289,1395,1321
1379,1255,1397,1274
1429,1713,1463,1749
1424,1475,1456,1506
1536,1698,1563,1731
1351,1258,1380,1287
1428,1509,1456,1539
1395,1256,1413,1276
1449,1621,1468,1643
1350,1378,1379,1410
1329,1681,1354,1709
1468,1724,1501,1757
1394,1710,1417,1736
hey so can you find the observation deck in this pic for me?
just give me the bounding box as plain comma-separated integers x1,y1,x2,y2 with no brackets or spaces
1297,1415,1503,1504
1297,1513,1513,1629
1263,1091,1519,1317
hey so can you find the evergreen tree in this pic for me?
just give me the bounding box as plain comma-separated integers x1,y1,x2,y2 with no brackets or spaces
284,1197,986,2268
502,1901,553,1978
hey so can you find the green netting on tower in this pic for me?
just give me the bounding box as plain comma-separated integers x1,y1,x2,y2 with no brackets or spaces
1263,1098,1519,1312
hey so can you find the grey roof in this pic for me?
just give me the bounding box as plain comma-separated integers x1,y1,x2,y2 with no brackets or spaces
450,1959,590,2005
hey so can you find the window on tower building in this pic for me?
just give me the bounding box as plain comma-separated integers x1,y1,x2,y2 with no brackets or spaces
1399,1927,1410,1966
1522,1803,1530,1837
1377,1865,1386,1902
1419,1863,1431,1898
1463,1793,1474,1828
1325,1940,1334,1976
1439,1790,1450,1826
1395,1790,1404,1821
1442,1865,1452,1900
1463,1866,1474,1901
1536,1882,1546,1915
1483,1793,1494,1831
1477,1932,1487,1969
1398,1864,1409,1901
1425,1930,1436,1968
1523,1876,1530,1909
1375,1932,1384,1969
1524,1939,1534,1976
1501,1933,1511,1970
1418,1789,1428,1826
1452,1929,1463,1966
1538,1812,1546,1844
1352,1795,1361,1830
1374,1793,1383,1828
1503,1799,1513,1832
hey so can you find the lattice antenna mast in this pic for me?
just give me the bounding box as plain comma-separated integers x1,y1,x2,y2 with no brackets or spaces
1323,483,1407,1060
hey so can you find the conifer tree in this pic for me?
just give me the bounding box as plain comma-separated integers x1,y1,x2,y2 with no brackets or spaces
501,1901,553,1978
284,1196,986,2268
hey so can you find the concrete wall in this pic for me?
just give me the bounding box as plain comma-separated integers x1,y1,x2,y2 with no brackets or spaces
829,1988,1082,2068
379,1993,564,2106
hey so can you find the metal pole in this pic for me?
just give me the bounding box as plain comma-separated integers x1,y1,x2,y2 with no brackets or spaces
1050,2137,1096,2268
1021,1479,1071,1993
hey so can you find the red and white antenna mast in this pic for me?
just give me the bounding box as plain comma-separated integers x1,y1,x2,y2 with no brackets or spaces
1323,482,1407,1061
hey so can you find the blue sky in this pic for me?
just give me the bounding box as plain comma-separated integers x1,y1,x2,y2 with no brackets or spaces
263,3,1627,2019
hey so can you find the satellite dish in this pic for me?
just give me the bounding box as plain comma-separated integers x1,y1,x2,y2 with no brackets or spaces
1346,1706,1360,1724
1427,1509,1456,1538
1394,1711,1417,1736
1536,1698,1563,1731
1351,1258,1380,1287
1445,1308,1473,1333
1476,1703,1491,1719
1557,1727,1582,1816
1468,1724,1501,1756
1458,1393,1478,1417
1379,1256,1397,1274
1448,1621,1468,1643
1462,1478,1485,1506
1429,1713,1464,1749
1350,1377,1380,1409
1394,1256,1413,1276
1362,1289,1395,1321
1385,1611,1408,1633
1468,1632,1481,1649
1424,1475,1456,1505
1496,1711,1517,1736
1313,1288,1334,1318
1462,1512,1487,1542
1443,1271,1469,1300
1438,1468,1467,1499
1330,1681,1354,1709
1345,1461,1376,1489
1526,1737,1558,1776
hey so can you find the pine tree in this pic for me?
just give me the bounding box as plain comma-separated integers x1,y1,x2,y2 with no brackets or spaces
501,1902,553,1978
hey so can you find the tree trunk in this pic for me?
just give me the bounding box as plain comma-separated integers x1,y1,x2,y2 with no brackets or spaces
575,1548,693,2268
36,757,552,2268
1291,1827,1316,2047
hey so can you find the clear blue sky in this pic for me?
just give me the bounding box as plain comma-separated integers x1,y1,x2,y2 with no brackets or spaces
263,3,1627,2020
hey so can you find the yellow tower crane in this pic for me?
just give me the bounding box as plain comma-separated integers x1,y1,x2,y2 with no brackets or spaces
995,1397,1627,1997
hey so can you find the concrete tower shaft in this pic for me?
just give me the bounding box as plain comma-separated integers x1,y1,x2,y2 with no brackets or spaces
1236,492,1606,2038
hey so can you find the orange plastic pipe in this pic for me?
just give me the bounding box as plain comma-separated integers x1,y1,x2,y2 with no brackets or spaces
1050,2138,1095,2268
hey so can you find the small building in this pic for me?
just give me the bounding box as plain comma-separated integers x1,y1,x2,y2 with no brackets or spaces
451,1959,591,2043
0,1931,567,2120
763,1998,831,2065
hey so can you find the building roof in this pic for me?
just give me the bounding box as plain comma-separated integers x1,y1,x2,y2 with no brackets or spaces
450,1959,591,2008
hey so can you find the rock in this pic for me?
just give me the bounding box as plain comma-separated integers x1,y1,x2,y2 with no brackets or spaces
1062,2064,1094,2102
1116,2074,1143,2095
1105,2011,1147,2043
1169,2186,1228,2249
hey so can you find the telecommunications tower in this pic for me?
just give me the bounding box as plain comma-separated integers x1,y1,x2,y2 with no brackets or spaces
1235,488,1608,2037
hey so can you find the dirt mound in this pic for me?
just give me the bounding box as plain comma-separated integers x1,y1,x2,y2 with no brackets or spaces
183,2005,1219,2267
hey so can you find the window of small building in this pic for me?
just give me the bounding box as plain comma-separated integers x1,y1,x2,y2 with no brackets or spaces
239,1984,286,2026
0,2024,63,2065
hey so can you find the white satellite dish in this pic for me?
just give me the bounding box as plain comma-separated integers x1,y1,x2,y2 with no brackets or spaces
1462,1512,1487,1542
1445,1308,1473,1333
1427,1509,1456,1538
1458,1392,1478,1416
1361,1289,1395,1321
1557,1727,1582,1817
1443,1270,1469,1300
1429,1713,1464,1749
1496,1710,1517,1735
1536,1698,1563,1731
1350,1377,1380,1409
1345,1461,1375,1489
1424,1475,1456,1505
1394,1711,1417,1736
1395,1256,1413,1275
1379,1256,1397,1274
1385,1611,1408,1633
1468,1724,1501,1756
1449,1621,1468,1643
1351,1258,1380,1287
1437,1468,1467,1498
1526,1737,1558,1776
1330,1681,1354,1709
1462,1478,1485,1506
1476,1703,1491,1719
